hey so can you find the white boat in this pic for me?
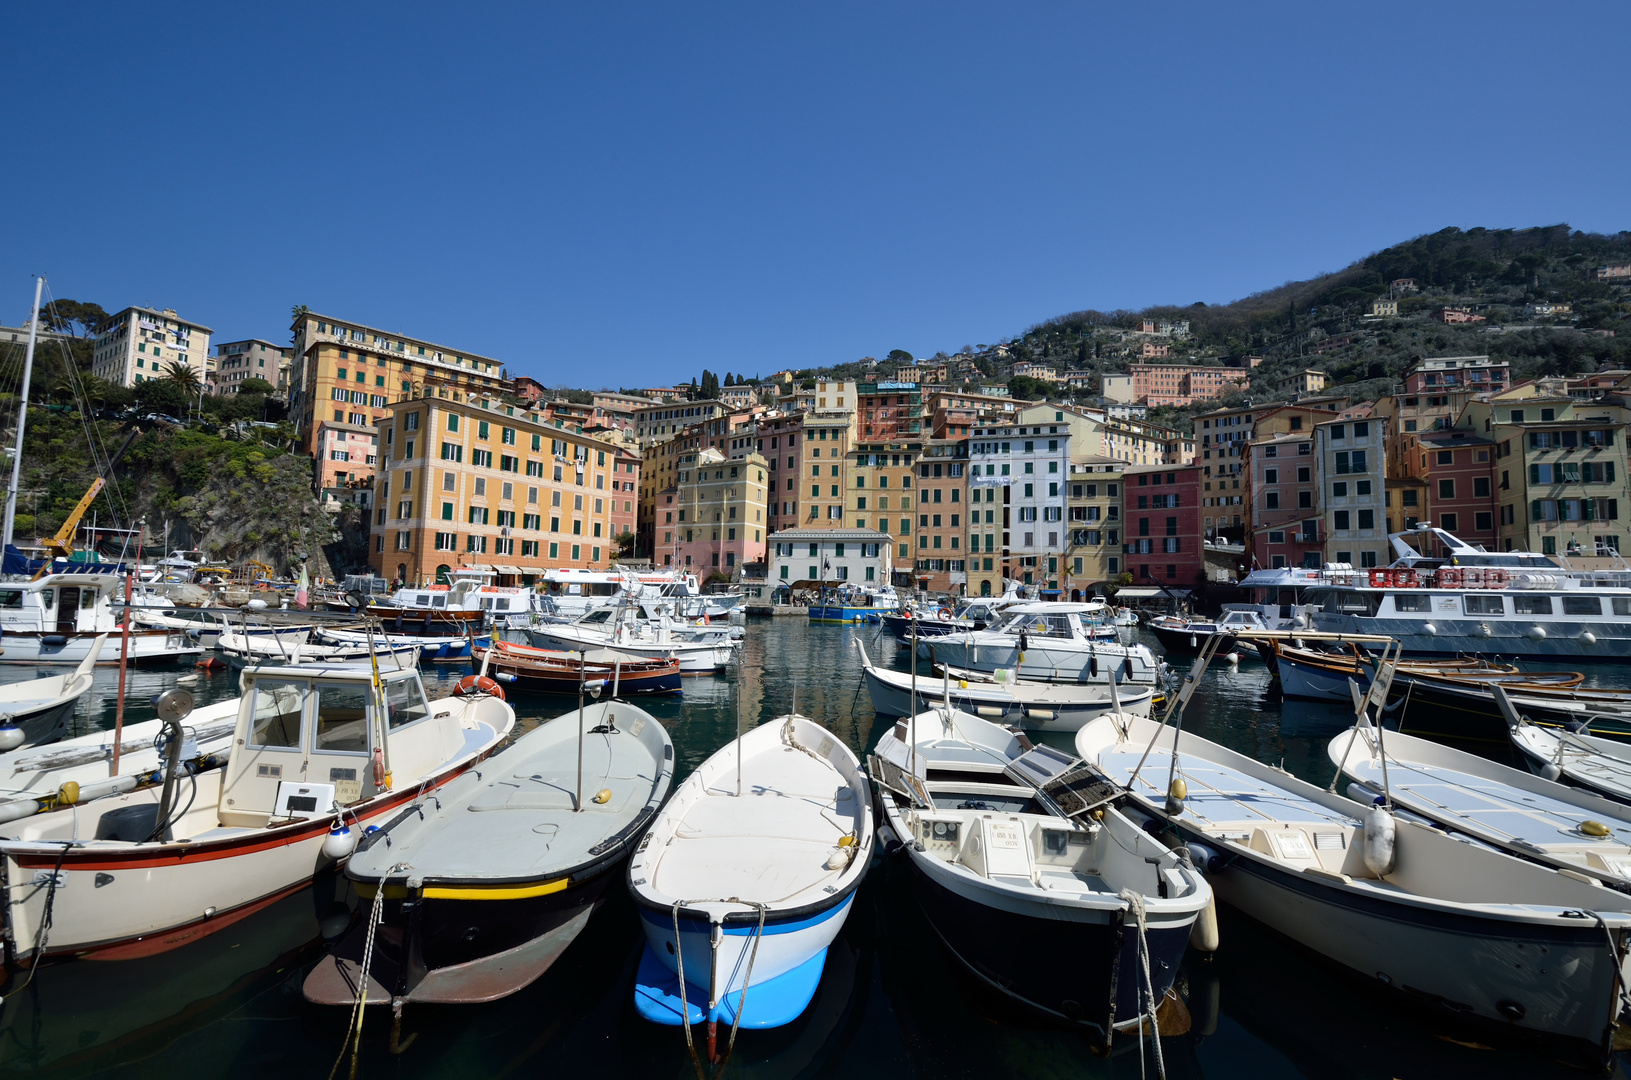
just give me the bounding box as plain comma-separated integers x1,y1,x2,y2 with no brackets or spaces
216,630,421,667
0,572,199,665
1307,524,1631,657
1328,719,1631,888
529,605,738,674
540,566,718,621
1075,711,1631,1065
0,661,513,960
1508,715,1631,804
629,714,873,1042
924,603,1163,685
314,625,487,662
856,641,1154,730
872,706,1211,1048
0,637,103,748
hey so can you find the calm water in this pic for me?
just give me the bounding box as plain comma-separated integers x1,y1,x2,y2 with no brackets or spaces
1,621,1627,1079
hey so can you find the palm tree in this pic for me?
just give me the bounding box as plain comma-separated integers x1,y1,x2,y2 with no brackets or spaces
163,361,201,395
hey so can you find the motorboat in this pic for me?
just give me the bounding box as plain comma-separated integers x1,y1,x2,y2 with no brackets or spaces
0,661,513,961
1508,713,1631,803
881,596,1017,643
1305,524,1631,657
0,571,199,665
356,567,509,634
1146,608,1275,656
539,566,725,622
872,706,1212,1049
475,640,683,696
629,714,872,1051
856,642,1154,731
305,699,673,1006
1328,719,1631,889
925,603,1163,685
314,625,489,663
216,630,421,668
0,637,104,748
808,583,899,624
1075,710,1631,1066
530,604,738,674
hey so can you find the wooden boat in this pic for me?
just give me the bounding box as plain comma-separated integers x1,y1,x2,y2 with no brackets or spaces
0,662,512,961
856,641,1153,731
1268,641,1530,701
1076,711,1631,1067
875,707,1212,1049
305,699,673,1006
0,636,104,749
474,640,682,696
1328,720,1631,889
629,714,873,1050
1389,672,1631,746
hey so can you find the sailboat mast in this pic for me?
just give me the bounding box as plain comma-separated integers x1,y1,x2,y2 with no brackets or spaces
2,276,44,553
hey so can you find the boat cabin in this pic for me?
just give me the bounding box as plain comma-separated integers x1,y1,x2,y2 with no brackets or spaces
0,573,123,635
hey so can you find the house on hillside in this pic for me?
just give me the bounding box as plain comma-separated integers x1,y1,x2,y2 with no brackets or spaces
1432,307,1485,324
1368,299,1398,317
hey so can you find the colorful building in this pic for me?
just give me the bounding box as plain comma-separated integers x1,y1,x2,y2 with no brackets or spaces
1065,458,1124,594
1121,464,1204,587
92,306,213,389
661,447,769,575
912,439,970,593
1315,415,1388,568
1243,432,1320,570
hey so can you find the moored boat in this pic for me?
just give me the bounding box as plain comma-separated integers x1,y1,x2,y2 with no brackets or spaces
304,698,673,1005
927,603,1163,685
0,637,104,748
475,639,683,695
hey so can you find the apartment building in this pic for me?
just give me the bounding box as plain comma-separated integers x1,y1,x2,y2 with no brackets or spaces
289,313,507,458
912,439,970,593
212,339,290,396
967,420,1070,597
660,447,769,574
768,528,893,587
316,421,381,507
858,380,924,441
92,307,213,388
800,408,856,530
1243,432,1319,570
1315,416,1388,568
1122,464,1204,586
844,435,919,566
1375,355,1511,448
1101,374,1136,403
631,398,733,446
370,397,638,585
1201,400,1347,542
1127,363,1249,407
1065,458,1123,593
1396,430,1499,552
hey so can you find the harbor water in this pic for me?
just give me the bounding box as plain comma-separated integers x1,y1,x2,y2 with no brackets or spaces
1,619,1627,1079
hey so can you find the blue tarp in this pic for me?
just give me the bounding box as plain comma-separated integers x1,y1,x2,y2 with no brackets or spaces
2,545,128,576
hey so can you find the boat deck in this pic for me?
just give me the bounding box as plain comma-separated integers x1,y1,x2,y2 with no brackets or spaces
1099,747,1360,832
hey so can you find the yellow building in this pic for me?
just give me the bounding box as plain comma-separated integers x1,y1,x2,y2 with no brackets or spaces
1065,458,1125,594
845,437,917,568
371,396,639,586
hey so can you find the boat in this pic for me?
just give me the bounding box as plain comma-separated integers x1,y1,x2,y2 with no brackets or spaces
1112,606,1139,627
809,583,899,624
1328,717,1631,889
0,636,103,749
1305,524,1631,657
353,567,503,634
313,625,489,662
0,571,199,665
856,641,1154,730
1075,710,1631,1066
879,595,1016,643
1146,608,1276,655
925,603,1164,685
0,661,513,961
304,698,673,1006
871,705,1212,1048
475,639,683,696
1506,710,1631,804
529,604,737,674
628,713,873,1052
538,566,712,622
1387,671,1631,747
216,630,422,667
1266,641,1536,702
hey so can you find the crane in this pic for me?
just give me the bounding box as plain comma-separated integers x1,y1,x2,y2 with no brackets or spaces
37,478,106,562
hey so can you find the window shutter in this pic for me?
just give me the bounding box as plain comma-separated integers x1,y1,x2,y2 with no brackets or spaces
1613,500,1621,521
1610,463,1618,483
1529,464,1540,485
1530,500,1543,522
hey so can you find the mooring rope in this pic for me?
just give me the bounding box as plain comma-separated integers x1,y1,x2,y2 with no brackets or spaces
1118,888,1165,1080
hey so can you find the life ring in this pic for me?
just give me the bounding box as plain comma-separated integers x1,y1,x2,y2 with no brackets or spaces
454,675,506,700
938,607,952,619
1437,567,1462,588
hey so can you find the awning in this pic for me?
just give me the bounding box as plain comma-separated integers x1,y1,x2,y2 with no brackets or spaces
496,564,526,574
1113,586,1194,599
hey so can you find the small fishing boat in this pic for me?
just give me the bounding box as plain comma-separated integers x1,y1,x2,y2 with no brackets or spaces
1146,608,1275,655
305,698,673,1006
530,607,737,674
856,642,1154,730
475,640,682,696
0,637,104,749
314,625,489,662
628,713,873,1057
1268,641,1531,702
872,706,1212,1049
1389,672,1631,746
927,603,1163,685
216,630,421,667
0,572,199,666
0,661,513,961
1508,716,1631,803
1076,707,1631,1066
1328,719,1631,889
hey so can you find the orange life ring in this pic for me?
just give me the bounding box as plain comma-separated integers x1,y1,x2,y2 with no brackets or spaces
1485,568,1509,589
454,674,506,700
1368,569,1389,588
1437,566,1462,588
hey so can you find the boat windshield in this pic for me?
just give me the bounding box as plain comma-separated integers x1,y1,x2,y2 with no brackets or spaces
999,612,1074,637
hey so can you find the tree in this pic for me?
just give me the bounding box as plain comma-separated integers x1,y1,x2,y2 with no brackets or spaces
236,377,275,395
614,530,636,558
885,349,913,366
41,299,109,337
134,377,188,416
164,361,202,395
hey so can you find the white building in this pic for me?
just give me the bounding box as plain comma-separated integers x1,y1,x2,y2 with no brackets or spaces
1101,373,1136,403
91,307,213,389
967,419,1071,595
768,527,892,586
1314,415,1388,568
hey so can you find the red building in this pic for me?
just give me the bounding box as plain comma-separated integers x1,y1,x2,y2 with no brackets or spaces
1122,463,1205,586
513,376,547,404
1408,431,1499,551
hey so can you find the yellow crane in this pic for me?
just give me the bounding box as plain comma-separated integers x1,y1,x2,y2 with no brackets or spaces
37,478,106,563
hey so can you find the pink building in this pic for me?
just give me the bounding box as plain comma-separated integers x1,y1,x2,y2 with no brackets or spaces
316,420,379,508
662,448,771,576
1244,431,1322,570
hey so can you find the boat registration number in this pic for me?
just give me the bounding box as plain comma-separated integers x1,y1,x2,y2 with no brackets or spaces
31,871,66,889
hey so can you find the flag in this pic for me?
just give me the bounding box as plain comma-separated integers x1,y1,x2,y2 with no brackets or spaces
295,562,310,610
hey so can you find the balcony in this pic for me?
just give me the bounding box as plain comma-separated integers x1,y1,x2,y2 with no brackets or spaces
1294,529,1325,545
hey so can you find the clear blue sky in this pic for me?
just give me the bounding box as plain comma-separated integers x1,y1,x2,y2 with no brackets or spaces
5,3,1628,387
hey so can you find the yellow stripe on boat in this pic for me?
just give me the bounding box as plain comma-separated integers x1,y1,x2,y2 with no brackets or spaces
356,877,570,901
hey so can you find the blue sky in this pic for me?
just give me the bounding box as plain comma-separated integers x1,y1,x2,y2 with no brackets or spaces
5,3,1627,387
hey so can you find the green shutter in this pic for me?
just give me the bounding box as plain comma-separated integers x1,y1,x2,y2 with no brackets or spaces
1529,464,1540,484
1609,463,1617,483
1530,500,1543,522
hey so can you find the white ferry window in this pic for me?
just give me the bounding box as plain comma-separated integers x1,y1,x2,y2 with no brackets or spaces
1562,596,1602,616
1615,598,1631,617
0,590,21,608
1464,595,1505,616
314,683,370,753
386,677,430,730
1393,594,1432,612
1512,595,1551,615
249,679,306,748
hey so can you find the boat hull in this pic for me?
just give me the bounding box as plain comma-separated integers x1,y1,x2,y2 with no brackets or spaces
926,638,1159,685
1312,612,1631,659
1392,676,1631,749
527,628,733,673
861,665,1153,730
8,695,82,748
0,629,196,666
808,604,888,624
1148,626,1238,656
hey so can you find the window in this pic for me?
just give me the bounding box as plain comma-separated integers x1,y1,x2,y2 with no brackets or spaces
1334,510,1350,530
248,679,306,748
1439,513,1457,531
1436,450,1453,466
1438,479,1455,500
1358,509,1374,529
1512,595,1551,615
1331,482,1347,498
1563,596,1602,616
1475,511,1493,532
1394,593,1432,612
1464,595,1505,616
1474,477,1490,498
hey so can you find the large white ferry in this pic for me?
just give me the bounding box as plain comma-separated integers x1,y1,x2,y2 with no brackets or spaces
1306,525,1631,657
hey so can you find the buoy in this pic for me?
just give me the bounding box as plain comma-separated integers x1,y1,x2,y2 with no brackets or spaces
1226,652,1241,665
1166,776,1188,816
0,722,23,753
247,598,268,610
1190,894,1220,952
1189,634,1198,648
1540,762,1563,782
592,788,613,804
1363,804,1397,876
454,674,506,700
1528,625,1547,640
322,821,358,860
1581,820,1611,838
1478,624,1493,638
1422,622,1437,636
1582,632,1598,645
57,780,80,806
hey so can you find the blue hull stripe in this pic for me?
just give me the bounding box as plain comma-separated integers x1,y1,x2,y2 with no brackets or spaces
639,893,852,937
633,941,829,1028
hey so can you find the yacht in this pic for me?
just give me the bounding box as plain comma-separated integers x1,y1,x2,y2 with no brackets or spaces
925,603,1163,685
1305,525,1631,657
